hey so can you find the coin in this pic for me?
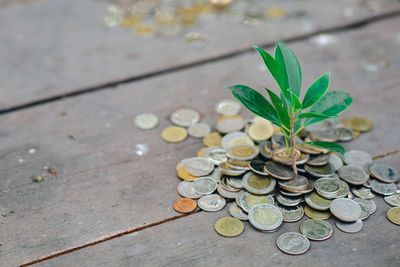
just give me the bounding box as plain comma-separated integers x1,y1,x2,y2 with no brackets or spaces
305,192,331,211
226,159,251,171
183,157,214,176
277,204,304,222
161,126,188,143
215,217,244,237
221,132,253,150
276,232,310,255
272,148,301,164
217,184,241,199
325,179,350,199
203,147,227,165
300,219,333,241
336,219,363,233
310,128,339,142
351,187,375,199
240,192,274,213
197,194,226,211
264,161,294,180
134,113,159,129
307,153,329,166
329,153,343,171
305,163,335,177
219,163,246,176
271,134,303,149
177,166,199,181
338,165,369,185
357,202,370,220
228,202,248,220
188,122,211,138
216,116,245,134
173,198,197,213
344,117,372,132
370,179,397,196
177,181,202,199
304,205,331,220
386,207,400,225
344,150,373,168
278,175,309,192
170,108,200,127
276,194,302,207
247,121,274,141
332,126,353,141
298,144,325,154
258,141,273,159
197,147,207,157
249,204,283,231
249,159,268,176
202,132,222,147
314,178,340,196
215,99,241,115
369,162,400,183
384,192,400,207
330,198,361,222
227,145,259,161
243,172,276,195
193,177,217,195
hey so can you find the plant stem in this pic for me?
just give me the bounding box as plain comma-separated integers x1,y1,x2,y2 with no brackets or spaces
290,112,298,176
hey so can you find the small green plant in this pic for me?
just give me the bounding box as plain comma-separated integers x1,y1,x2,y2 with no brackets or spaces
226,40,353,175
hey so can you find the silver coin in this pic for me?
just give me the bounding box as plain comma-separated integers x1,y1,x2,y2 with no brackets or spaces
217,184,241,199
226,159,251,171
370,179,397,196
357,203,370,220
384,191,400,207
306,153,330,166
332,126,353,142
228,202,248,220
240,192,274,213
249,204,283,231
249,160,268,176
226,176,244,189
203,147,227,165
259,141,273,160
221,131,254,150
215,99,241,115
276,204,304,222
227,144,259,161
170,108,200,127
220,177,241,192
330,198,361,222
305,192,331,211
193,177,217,195
314,178,340,195
279,189,303,197
276,194,302,207
300,219,333,241
336,219,363,234
188,122,211,138
338,165,369,185
216,117,245,134
305,163,336,177
369,162,400,183
264,161,294,180
243,172,276,195
310,128,339,142
351,187,375,199
183,157,214,176
235,190,247,208
209,168,222,183
329,153,343,171
134,113,159,130
344,150,373,168
276,232,310,255
197,194,226,212
177,181,202,199
219,163,246,176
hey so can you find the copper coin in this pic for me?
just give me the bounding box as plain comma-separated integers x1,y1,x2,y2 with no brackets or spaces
173,198,197,213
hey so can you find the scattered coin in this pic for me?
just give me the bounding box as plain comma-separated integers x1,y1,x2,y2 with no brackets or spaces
249,159,269,176
310,128,339,142
332,126,353,141
369,162,399,183
344,117,372,132
226,159,250,171
305,163,335,177
357,202,370,220
384,192,400,207
272,148,301,165
249,204,283,231
344,150,373,168
329,153,343,171
307,153,330,166
278,175,309,192
183,157,214,176
330,198,361,222
134,113,159,129
203,147,227,165
304,205,331,220
215,99,241,115
351,187,375,199
277,204,304,222
177,181,202,199
177,166,199,181
243,172,275,195
264,161,294,180
217,184,241,199
386,206,400,225
219,163,246,176
314,178,340,196
305,192,331,211
216,115,245,134
276,232,310,255
170,108,200,127
258,140,273,159
198,194,226,212
193,177,217,195
188,122,211,138
336,219,363,233
247,121,274,141
215,217,244,237
300,219,333,241
370,179,397,196
173,198,197,213
240,192,274,213
202,132,222,147
276,194,302,207
161,126,188,143
227,145,259,161
228,202,248,221
338,165,369,185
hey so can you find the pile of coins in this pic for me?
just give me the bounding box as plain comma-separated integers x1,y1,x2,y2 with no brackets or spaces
136,99,399,255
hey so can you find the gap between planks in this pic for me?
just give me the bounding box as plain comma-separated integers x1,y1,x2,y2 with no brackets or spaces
1,7,400,116
18,148,400,267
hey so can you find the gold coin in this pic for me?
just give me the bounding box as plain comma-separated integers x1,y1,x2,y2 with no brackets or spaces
273,126,282,135
353,130,361,139
247,122,274,141
227,159,250,168
217,115,243,123
304,206,331,220
202,132,222,147
197,147,207,157
161,126,187,143
344,117,372,132
230,145,256,157
215,217,244,237
177,166,199,181
265,7,286,18
387,207,400,225
272,148,301,163
248,174,271,189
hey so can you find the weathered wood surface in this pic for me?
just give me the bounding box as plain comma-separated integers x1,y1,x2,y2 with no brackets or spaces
0,15,400,266
0,0,399,110
39,155,400,267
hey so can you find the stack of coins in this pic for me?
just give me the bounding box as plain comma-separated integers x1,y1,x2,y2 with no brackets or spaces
140,99,399,254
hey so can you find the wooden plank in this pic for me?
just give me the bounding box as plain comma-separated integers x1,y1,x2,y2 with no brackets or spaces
37,154,400,267
0,0,399,109
1,16,400,266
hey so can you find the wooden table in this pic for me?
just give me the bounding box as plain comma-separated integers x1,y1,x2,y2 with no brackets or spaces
0,0,399,266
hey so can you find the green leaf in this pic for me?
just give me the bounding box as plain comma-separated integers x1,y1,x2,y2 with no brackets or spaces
298,112,336,121
302,141,345,156
274,40,302,97
290,91,302,110
265,88,290,129
226,85,281,126
253,46,277,79
302,72,330,109
304,91,353,126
